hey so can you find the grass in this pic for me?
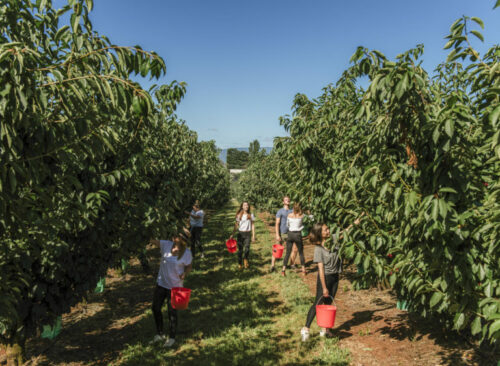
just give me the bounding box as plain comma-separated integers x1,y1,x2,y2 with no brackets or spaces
114,201,349,366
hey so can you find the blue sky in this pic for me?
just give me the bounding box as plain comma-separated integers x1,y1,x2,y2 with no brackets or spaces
87,0,500,148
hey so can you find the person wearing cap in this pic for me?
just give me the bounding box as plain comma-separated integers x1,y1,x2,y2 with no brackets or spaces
149,233,192,347
186,202,205,259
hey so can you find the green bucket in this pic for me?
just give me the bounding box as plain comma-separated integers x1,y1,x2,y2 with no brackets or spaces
121,258,129,272
41,316,62,340
94,277,106,293
397,300,409,311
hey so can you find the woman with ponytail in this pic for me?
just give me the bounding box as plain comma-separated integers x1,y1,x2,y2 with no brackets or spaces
301,214,363,342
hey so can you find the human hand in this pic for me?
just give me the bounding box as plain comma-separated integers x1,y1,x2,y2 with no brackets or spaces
322,288,329,298
275,235,281,242
179,273,185,281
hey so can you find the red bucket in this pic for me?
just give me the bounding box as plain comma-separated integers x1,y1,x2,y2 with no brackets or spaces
316,296,337,328
272,244,284,259
226,238,237,253
171,287,191,310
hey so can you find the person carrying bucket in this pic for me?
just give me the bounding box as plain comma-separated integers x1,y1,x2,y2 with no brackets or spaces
282,202,306,276
150,232,192,347
230,201,255,269
301,214,363,342
186,201,205,259
271,196,293,273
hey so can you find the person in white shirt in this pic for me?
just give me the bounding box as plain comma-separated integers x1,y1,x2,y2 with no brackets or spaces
230,201,255,269
282,202,306,276
186,202,205,259
149,233,192,347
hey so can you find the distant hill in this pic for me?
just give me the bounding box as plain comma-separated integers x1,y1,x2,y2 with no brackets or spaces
219,147,272,163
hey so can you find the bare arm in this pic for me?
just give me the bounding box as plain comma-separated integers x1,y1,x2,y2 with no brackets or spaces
180,263,192,280
318,262,329,297
338,212,365,240
149,239,161,248
275,217,281,241
252,220,256,242
185,211,201,219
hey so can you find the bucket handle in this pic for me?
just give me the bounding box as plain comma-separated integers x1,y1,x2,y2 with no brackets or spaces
315,295,336,307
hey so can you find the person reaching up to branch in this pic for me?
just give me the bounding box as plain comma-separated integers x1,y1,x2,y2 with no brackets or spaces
301,213,364,342
149,232,192,347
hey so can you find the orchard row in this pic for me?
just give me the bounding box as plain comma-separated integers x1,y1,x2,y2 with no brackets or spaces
238,10,499,343
0,0,230,357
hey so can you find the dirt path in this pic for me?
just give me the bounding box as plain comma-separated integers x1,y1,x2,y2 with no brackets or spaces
19,203,351,366
257,211,496,366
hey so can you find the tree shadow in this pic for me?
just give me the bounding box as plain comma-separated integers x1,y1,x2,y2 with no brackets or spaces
334,307,394,340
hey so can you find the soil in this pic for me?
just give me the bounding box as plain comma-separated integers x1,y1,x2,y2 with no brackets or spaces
257,211,498,366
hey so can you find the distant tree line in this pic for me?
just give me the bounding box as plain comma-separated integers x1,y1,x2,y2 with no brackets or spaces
226,140,267,169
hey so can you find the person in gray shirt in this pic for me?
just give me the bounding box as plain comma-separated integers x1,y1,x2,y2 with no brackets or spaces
271,196,293,273
301,214,364,342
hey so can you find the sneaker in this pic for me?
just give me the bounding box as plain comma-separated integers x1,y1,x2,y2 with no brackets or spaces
281,271,286,277
319,328,334,338
269,266,275,273
164,338,175,347
300,327,310,342
150,334,166,344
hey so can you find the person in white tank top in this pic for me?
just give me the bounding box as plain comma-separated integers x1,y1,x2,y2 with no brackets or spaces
282,202,306,276
230,201,256,269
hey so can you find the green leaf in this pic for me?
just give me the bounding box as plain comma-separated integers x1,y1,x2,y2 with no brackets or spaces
488,319,500,338
484,283,492,297
490,105,500,127
430,292,443,308
8,167,16,193
71,13,81,33
454,313,465,330
439,187,457,194
438,199,448,219
470,17,484,29
85,0,94,11
432,199,439,221
471,316,482,335
470,30,484,42
132,95,142,115
444,119,454,138
443,39,455,50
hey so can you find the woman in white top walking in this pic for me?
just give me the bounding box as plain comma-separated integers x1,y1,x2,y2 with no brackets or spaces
230,201,255,269
186,202,205,259
149,233,192,347
282,202,306,276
